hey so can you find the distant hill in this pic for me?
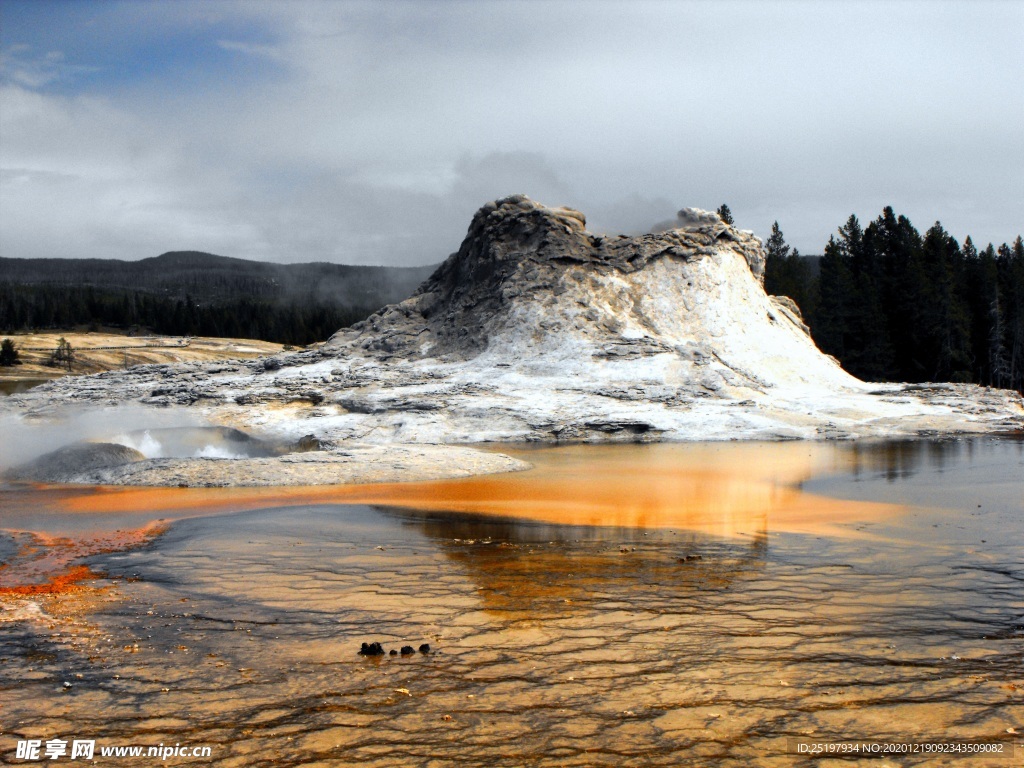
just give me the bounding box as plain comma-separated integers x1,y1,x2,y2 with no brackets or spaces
0,251,437,307
0,252,440,345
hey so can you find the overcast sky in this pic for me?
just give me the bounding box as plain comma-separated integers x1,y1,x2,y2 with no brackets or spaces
1,0,1021,266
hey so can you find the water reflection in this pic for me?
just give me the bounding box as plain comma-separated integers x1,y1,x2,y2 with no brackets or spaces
843,435,1024,483
0,378,50,396
378,507,768,618
809,436,1024,531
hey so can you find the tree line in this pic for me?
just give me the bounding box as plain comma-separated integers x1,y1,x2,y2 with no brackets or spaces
763,206,1024,394
0,283,377,347
0,252,434,307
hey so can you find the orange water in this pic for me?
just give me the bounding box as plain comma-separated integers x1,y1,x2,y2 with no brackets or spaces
4,441,898,537
1,438,1021,766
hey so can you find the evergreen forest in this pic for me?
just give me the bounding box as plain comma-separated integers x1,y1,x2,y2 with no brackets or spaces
0,284,377,348
764,207,1024,394
0,251,433,347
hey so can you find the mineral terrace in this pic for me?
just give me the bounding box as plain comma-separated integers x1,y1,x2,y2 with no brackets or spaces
4,195,1022,486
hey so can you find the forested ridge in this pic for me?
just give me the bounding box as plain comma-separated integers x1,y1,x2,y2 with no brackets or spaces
764,207,1024,394
0,284,377,347
0,251,435,306
0,251,436,346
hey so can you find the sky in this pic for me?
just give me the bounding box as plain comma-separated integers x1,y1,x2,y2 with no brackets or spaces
0,0,1021,266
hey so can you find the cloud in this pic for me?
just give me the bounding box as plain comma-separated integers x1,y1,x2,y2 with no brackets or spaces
216,39,285,61
0,45,99,89
240,152,581,265
0,80,261,260
1,0,1021,265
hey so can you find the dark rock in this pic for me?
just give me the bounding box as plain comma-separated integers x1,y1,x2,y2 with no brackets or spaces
400,645,415,655
234,392,272,405
289,391,325,405
293,434,328,452
584,420,657,436
418,644,431,654
389,649,398,656
339,396,444,414
593,339,674,360
6,442,145,483
358,641,385,656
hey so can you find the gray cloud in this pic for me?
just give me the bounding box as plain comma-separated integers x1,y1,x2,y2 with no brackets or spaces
1,0,1021,266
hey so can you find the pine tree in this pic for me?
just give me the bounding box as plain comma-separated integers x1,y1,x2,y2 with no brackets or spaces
865,207,925,380
763,222,790,296
989,291,1010,388
716,204,734,226
1004,237,1024,392
838,214,893,379
960,236,1000,383
920,222,971,381
814,236,855,360
0,338,19,366
762,222,816,320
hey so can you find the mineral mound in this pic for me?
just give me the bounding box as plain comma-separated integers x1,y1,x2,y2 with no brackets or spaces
5,195,1023,448
336,195,846,392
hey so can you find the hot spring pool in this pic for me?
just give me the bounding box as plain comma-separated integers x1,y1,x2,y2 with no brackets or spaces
1,438,1021,766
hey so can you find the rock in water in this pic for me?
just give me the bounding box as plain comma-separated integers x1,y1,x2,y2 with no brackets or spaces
359,642,385,657
4,195,1023,445
6,442,145,483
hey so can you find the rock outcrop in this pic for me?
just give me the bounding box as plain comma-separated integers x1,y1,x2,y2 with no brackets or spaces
332,195,847,400
3,195,1023,461
6,442,145,483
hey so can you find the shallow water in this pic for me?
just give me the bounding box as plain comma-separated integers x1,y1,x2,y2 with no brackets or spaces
1,438,1022,766
0,378,50,396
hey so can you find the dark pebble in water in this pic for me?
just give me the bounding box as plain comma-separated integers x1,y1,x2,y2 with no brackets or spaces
359,642,385,656
678,554,703,563
389,649,398,656
419,644,431,654
400,646,415,655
